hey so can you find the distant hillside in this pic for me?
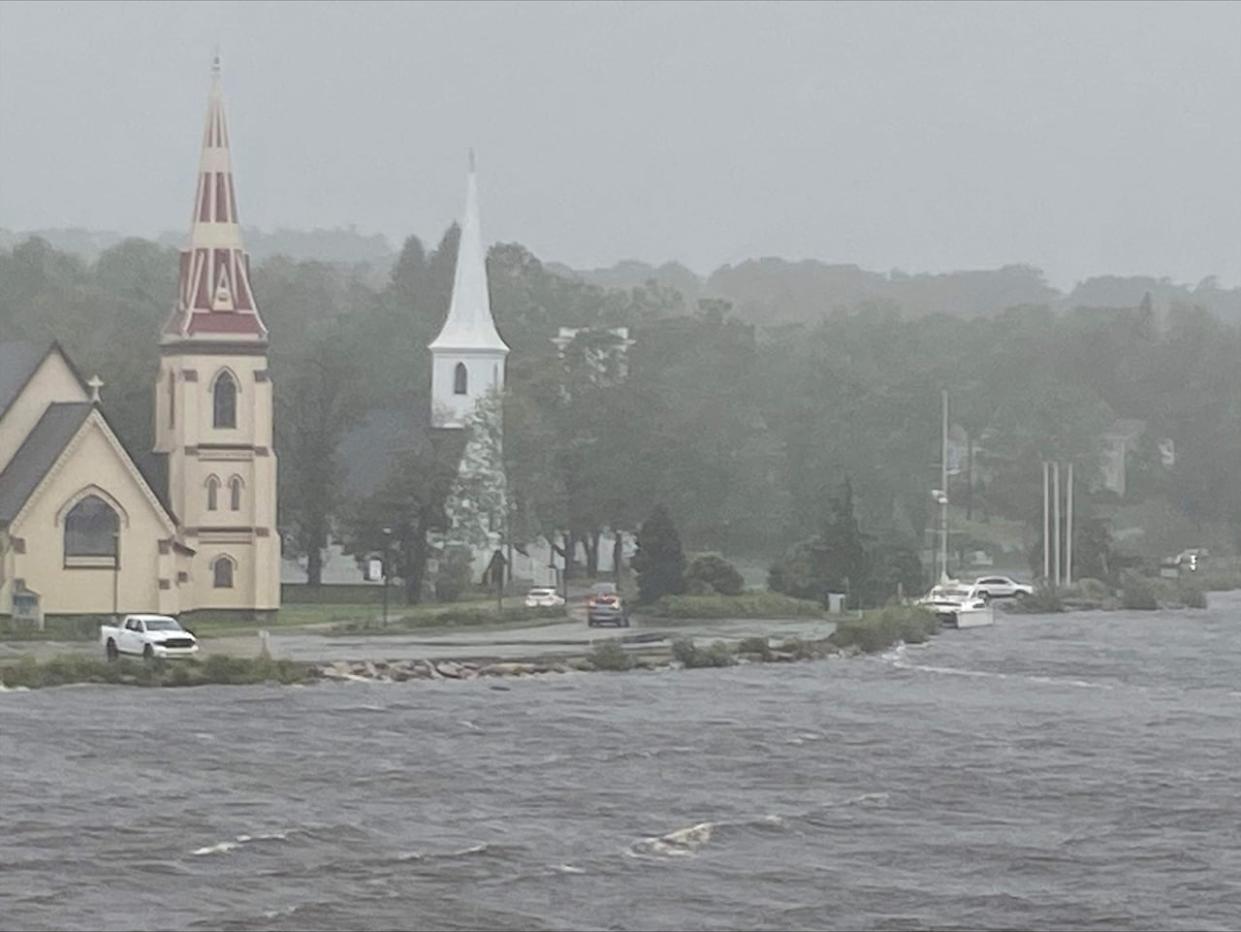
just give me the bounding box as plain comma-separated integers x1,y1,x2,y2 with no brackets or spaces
6,226,1237,324
557,257,1241,325
1,226,396,269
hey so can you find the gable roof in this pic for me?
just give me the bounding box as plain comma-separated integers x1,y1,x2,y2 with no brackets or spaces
0,342,49,421
0,341,90,425
0,402,93,524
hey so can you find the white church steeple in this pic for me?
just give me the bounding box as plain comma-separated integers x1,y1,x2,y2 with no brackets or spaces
430,152,509,428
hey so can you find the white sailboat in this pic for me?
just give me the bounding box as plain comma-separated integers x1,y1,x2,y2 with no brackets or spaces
923,389,994,629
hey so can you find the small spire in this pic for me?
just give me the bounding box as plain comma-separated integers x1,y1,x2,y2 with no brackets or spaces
87,375,104,404
211,45,221,75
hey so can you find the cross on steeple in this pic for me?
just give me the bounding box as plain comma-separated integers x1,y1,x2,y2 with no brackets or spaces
87,375,104,403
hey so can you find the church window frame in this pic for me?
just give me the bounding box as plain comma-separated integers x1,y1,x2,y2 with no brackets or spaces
211,369,238,429
63,494,121,569
229,475,243,511
453,362,468,395
206,475,220,512
212,555,235,589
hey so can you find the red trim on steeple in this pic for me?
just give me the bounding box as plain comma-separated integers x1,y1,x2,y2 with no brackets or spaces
165,61,268,345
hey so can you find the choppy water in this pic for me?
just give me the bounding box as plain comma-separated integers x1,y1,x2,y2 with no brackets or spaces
3,593,1240,931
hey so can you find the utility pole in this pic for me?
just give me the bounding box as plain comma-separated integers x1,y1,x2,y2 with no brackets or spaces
381,527,392,627
1066,463,1074,586
1052,461,1061,588
1042,461,1050,582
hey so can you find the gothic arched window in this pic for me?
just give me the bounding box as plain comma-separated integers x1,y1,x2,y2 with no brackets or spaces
229,476,242,511
453,362,468,395
64,495,119,560
213,555,235,589
213,371,237,428
206,476,220,511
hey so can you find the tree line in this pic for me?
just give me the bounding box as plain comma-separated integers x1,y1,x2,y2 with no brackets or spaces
2,234,1238,602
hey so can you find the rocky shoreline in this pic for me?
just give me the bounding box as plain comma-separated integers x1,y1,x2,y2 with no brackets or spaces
311,641,851,684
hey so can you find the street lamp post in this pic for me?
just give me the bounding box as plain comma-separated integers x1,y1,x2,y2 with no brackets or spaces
112,530,121,622
381,527,392,627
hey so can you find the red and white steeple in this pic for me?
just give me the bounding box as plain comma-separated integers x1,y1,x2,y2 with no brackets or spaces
163,55,267,344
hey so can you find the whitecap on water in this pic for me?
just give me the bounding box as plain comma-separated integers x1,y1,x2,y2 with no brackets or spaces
553,863,586,874
628,821,716,859
191,830,290,856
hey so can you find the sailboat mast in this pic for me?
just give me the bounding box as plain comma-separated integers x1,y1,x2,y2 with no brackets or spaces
941,388,949,582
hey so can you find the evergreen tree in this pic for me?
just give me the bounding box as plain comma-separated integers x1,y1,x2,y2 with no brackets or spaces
632,505,687,603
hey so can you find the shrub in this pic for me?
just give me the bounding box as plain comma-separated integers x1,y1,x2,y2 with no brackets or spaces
737,636,772,660
778,637,820,661
434,546,475,602
0,655,313,689
670,638,736,668
684,553,745,597
1177,580,1208,609
829,605,937,653
1120,573,1159,611
649,593,824,620
1006,584,1064,614
589,640,634,672
328,604,565,635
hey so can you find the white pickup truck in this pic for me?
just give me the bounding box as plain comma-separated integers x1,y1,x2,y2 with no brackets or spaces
101,614,199,660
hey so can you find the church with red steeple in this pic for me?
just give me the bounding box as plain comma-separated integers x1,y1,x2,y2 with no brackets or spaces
0,56,279,623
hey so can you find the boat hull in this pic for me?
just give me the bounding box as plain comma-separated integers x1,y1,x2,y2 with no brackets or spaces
936,605,995,629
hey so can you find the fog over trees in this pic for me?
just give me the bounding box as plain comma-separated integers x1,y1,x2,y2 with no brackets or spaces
3,231,1238,599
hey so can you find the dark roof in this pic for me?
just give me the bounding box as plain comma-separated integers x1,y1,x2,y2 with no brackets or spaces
0,402,93,524
337,405,470,504
0,342,47,421
0,341,90,425
133,450,174,521
339,406,433,500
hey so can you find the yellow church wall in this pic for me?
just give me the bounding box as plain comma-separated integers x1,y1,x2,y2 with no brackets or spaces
0,350,89,475
6,416,178,617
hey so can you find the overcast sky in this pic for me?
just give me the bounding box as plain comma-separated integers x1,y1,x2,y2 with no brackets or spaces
1,1,1238,288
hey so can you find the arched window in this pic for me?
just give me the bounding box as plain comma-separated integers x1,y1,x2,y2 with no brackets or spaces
64,495,119,560
206,476,220,511
213,371,237,428
453,362,468,395
212,556,235,589
229,476,242,511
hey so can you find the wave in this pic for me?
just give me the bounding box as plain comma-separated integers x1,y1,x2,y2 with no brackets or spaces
191,830,291,856
884,646,1111,690
627,813,787,860
628,821,716,859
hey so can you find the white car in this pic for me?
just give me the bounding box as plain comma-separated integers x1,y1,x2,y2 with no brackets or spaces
524,587,566,608
971,576,1034,600
101,614,199,660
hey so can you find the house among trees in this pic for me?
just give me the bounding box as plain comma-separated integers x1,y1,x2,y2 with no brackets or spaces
0,59,279,623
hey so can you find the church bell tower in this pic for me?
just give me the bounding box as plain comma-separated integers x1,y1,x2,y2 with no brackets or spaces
154,56,279,614
429,153,510,427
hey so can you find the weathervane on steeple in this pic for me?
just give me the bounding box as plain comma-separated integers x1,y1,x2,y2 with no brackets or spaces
212,45,221,75
469,147,476,173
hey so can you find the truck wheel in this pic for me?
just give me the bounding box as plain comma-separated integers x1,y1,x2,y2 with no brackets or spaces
143,644,155,662
105,639,118,662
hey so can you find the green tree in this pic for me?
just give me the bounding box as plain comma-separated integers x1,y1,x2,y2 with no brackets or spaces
632,505,686,603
